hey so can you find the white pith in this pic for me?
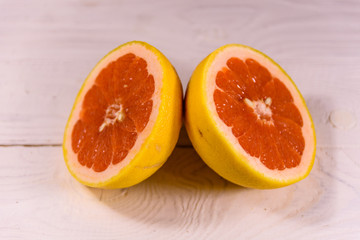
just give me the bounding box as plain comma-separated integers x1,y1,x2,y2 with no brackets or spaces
64,43,163,184
206,46,315,181
245,97,273,124
99,104,125,132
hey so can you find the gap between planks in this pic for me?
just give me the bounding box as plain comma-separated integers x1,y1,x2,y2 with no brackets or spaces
0,144,62,147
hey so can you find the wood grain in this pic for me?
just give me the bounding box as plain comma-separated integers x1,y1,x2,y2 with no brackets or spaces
1,146,359,239
1,0,360,239
0,0,359,146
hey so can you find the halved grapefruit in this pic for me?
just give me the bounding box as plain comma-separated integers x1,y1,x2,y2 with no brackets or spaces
185,44,316,189
63,41,182,189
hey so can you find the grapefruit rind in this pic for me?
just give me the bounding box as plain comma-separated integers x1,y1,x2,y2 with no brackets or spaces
185,44,316,189
63,41,182,188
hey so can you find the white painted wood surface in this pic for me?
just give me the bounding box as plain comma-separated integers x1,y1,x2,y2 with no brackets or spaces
1,0,359,239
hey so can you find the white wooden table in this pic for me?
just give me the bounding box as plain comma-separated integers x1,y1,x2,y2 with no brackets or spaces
1,0,360,239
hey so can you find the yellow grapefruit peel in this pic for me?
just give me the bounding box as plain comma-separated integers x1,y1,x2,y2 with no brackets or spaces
185,44,316,189
63,41,182,189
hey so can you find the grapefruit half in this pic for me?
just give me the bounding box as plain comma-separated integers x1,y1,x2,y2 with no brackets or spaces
63,41,182,188
185,44,316,189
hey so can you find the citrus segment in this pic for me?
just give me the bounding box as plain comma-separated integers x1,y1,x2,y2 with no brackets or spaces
71,53,153,173
185,44,316,189
214,57,305,170
63,41,182,188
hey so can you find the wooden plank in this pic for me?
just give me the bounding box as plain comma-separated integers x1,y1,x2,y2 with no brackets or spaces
0,0,360,146
1,1,360,239
0,146,359,239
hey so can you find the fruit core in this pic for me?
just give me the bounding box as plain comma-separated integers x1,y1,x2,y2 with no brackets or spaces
244,97,273,124
214,57,305,170
99,104,125,132
71,53,155,172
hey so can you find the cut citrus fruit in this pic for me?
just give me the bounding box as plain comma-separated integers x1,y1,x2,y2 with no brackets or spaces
63,41,182,188
185,44,316,189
